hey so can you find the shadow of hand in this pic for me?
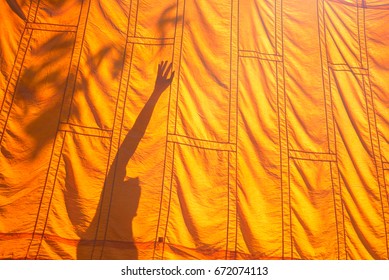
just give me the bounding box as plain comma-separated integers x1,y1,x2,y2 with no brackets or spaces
153,61,175,97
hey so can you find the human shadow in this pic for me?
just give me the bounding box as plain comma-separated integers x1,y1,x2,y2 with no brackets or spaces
5,0,26,21
77,61,174,259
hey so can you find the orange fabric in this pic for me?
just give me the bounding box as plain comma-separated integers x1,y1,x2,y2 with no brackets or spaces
0,0,388,260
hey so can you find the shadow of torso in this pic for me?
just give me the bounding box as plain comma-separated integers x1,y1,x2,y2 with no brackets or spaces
77,175,140,260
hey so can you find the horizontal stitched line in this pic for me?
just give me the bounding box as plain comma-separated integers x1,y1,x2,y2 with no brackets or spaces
168,134,236,152
26,22,77,32
329,63,368,75
289,150,337,162
326,0,389,10
239,50,282,62
59,123,112,138
128,36,174,45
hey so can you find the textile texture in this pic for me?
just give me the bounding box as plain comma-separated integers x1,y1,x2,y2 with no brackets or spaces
0,0,388,259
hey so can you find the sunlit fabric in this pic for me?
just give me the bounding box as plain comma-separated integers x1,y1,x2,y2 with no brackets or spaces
1,0,388,260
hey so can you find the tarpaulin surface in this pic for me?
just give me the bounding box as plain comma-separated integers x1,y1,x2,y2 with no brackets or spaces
0,0,388,260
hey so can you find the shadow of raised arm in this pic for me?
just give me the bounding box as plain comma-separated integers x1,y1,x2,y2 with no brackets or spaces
111,61,174,184
6,0,26,21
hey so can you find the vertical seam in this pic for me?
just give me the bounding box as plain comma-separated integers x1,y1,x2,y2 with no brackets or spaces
161,143,176,259
32,0,41,22
318,0,346,259
64,0,92,122
24,0,92,259
94,0,138,259
317,2,331,153
226,0,239,260
234,0,240,260
99,43,136,259
20,0,49,259
358,1,389,258
153,0,180,259
276,0,290,260
99,0,141,258
329,69,348,258
90,9,132,258
226,152,230,260
153,0,182,260
0,17,27,113
0,26,34,144
34,131,67,259
173,0,186,135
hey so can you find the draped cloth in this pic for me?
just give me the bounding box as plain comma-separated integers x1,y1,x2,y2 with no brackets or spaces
0,0,388,259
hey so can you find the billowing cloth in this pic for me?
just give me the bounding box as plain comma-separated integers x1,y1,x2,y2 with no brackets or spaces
0,0,388,260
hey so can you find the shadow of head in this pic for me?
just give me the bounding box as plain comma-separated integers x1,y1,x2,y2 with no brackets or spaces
110,177,141,222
